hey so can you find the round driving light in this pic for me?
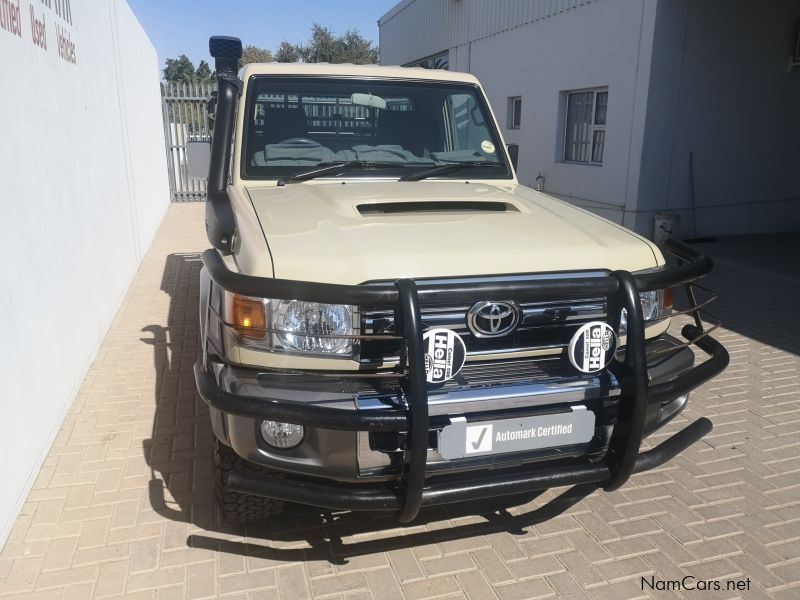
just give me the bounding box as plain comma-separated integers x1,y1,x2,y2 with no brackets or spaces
259,420,304,449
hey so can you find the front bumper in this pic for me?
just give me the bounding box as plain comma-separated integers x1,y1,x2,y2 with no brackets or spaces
195,327,726,510
198,333,695,481
196,238,728,521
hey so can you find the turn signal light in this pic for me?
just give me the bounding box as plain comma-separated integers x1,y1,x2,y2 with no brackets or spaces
226,294,267,338
663,287,674,310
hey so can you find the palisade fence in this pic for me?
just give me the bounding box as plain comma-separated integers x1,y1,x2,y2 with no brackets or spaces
161,81,214,201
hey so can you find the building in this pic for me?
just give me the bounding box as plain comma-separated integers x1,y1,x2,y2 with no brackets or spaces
379,0,800,239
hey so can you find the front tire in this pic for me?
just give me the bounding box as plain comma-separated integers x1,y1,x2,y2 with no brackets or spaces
214,438,285,523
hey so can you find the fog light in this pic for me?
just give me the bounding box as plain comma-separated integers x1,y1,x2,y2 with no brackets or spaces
260,420,304,449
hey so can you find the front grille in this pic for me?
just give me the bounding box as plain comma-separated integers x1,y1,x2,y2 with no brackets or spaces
360,297,606,367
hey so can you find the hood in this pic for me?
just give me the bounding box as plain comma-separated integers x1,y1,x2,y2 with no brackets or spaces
245,182,660,284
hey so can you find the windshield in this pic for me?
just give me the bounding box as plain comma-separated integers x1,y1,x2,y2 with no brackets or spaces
242,76,512,180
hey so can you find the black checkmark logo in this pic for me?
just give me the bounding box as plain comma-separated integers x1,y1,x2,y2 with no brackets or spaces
471,427,488,450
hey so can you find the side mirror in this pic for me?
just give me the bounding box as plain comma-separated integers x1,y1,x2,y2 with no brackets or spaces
506,143,519,171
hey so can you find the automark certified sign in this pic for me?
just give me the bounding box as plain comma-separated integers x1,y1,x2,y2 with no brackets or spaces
568,321,617,373
438,408,595,460
422,328,467,384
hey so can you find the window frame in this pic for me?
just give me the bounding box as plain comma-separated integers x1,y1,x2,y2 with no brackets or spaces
239,75,514,181
507,96,522,130
562,87,607,165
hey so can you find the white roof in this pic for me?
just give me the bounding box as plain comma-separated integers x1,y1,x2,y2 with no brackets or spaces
239,62,480,85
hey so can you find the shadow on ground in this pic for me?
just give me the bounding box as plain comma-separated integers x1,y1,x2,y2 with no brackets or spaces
686,232,800,355
139,253,600,565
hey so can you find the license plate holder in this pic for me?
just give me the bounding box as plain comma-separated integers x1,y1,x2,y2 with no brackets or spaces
437,407,595,460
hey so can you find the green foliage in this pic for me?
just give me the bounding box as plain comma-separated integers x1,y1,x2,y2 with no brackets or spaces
163,55,215,83
162,54,196,83
240,45,273,68
162,24,378,84
275,41,301,63
195,60,213,82
299,23,378,64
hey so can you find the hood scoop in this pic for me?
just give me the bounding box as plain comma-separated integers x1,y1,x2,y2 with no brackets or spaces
357,200,519,215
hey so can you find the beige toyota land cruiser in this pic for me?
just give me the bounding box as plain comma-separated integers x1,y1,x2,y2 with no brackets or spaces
195,36,728,523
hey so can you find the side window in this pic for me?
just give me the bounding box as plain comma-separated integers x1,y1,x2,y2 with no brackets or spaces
446,93,491,154
563,88,607,164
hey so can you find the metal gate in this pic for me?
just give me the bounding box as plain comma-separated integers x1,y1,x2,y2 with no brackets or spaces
161,81,214,202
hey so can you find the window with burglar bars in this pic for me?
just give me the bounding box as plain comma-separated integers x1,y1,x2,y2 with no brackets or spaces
563,88,607,164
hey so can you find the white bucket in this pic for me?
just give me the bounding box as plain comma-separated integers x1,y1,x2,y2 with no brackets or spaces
653,213,680,244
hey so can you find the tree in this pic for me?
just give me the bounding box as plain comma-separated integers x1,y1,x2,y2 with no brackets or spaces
275,41,301,63
161,24,377,85
341,29,379,64
299,24,378,64
195,60,213,82
299,24,339,63
240,45,272,68
163,54,196,83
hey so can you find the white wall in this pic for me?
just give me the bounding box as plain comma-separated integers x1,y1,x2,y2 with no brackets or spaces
379,0,602,68
635,0,800,237
381,0,800,238
467,0,657,225
380,0,659,227
0,0,169,546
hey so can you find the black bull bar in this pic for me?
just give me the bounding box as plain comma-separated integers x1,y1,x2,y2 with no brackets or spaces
195,237,729,522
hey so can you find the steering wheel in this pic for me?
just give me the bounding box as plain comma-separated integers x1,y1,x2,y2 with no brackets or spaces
279,138,320,146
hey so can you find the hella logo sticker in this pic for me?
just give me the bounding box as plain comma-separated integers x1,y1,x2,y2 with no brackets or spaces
567,321,617,374
422,328,467,384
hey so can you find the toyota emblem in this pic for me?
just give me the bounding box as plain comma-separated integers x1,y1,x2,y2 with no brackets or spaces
466,301,521,338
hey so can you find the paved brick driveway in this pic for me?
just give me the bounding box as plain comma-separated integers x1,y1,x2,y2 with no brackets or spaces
1,204,798,599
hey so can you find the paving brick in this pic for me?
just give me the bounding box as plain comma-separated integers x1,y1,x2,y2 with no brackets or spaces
94,560,128,598
127,566,185,592
364,567,404,600
494,577,554,600
2,556,44,594
593,556,654,584
385,547,424,583
506,554,565,580
556,550,605,587
403,575,462,600
420,553,476,577
275,564,311,600
34,564,100,591
309,572,367,597
549,573,595,600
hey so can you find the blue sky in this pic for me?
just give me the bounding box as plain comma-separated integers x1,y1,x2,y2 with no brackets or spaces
127,0,399,73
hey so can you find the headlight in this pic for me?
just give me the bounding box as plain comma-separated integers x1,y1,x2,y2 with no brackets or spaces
223,292,357,356
619,288,672,334
274,300,353,354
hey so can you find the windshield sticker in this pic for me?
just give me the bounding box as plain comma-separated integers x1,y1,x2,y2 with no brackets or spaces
567,322,617,374
422,328,467,384
481,140,496,154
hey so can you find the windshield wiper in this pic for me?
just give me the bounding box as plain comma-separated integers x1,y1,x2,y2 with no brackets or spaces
398,161,506,182
277,161,422,185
